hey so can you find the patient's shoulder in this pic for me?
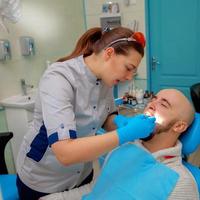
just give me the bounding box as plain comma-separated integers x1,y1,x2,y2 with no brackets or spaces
168,163,199,200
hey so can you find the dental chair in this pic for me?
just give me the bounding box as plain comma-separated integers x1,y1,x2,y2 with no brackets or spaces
190,83,200,113
180,112,200,192
0,131,19,200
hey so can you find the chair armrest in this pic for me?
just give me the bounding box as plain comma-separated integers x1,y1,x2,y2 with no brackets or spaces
0,132,13,174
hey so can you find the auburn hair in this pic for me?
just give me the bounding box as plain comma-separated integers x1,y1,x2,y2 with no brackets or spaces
57,27,144,62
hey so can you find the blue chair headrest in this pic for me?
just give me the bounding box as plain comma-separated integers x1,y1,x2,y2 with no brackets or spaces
180,113,200,155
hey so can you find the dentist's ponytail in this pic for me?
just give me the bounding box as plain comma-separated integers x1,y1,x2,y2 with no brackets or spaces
57,26,145,62
57,27,102,62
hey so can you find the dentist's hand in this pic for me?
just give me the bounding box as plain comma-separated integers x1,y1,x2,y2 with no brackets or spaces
113,114,129,128
116,114,156,145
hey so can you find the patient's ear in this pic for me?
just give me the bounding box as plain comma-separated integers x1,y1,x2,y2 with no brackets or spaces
173,121,188,134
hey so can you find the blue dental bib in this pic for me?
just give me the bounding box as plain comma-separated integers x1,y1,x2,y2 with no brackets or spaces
83,144,179,200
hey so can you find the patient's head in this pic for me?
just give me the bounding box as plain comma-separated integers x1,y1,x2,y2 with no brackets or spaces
143,89,195,148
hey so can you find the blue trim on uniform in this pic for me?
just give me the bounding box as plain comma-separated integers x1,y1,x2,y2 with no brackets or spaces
69,129,77,139
48,132,59,146
26,124,48,162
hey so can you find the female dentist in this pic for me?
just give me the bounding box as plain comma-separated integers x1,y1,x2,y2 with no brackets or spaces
16,26,155,200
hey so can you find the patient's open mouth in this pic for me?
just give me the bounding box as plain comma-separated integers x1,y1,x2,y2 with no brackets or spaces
145,111,163,125
144,111,154,117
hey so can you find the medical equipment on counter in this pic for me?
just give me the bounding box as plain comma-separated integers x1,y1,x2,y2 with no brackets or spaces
116,90,153,116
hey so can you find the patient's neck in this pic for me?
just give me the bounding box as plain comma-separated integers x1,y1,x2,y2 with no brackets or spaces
142,132,178,153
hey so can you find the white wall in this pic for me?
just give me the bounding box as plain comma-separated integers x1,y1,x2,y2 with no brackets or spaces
0,0,85,100
84,0,147,96
0,0,85,174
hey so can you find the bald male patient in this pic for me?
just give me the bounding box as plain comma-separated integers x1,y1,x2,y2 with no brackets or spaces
40,89,199,200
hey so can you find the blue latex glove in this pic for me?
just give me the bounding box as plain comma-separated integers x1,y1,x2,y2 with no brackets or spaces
116,114,156,145
113,114,129,128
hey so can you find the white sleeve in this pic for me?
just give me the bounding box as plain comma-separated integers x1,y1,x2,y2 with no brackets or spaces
39,181,94,200
39,71,76,146
168,164,199,200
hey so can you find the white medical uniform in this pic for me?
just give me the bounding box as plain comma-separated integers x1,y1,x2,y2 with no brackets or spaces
16,55,116,193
